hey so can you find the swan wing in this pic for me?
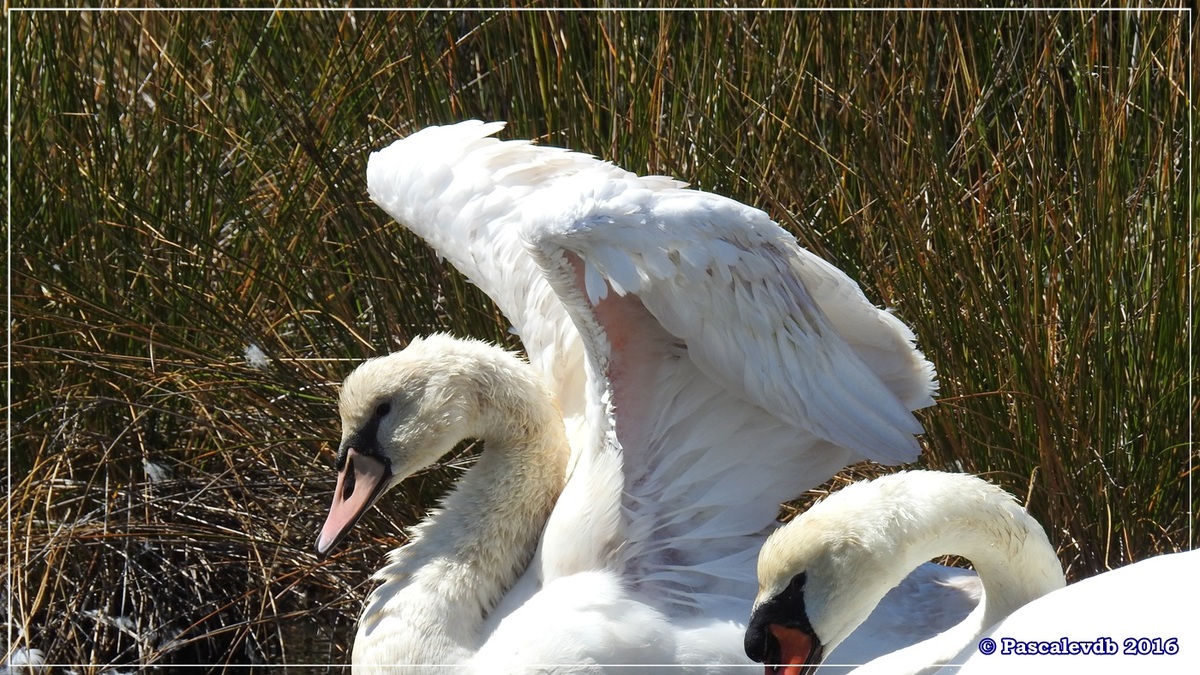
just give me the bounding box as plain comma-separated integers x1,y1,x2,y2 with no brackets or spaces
367,121,937,626
523,178,935,464
366,120,600,437
514,133,937,618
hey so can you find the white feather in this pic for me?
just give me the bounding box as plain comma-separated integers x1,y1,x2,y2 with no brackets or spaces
345,121,958,672
584,259,609,305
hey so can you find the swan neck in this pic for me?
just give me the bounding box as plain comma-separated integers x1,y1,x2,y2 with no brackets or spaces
358,374,569,663
891,515,1058,630
847,479,1065,672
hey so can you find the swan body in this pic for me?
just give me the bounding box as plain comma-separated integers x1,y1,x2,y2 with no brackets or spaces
319,121,974,671
746,471,1066,675
944,548,1199,675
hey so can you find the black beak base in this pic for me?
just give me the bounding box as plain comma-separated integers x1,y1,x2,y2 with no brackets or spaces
745,572,824,674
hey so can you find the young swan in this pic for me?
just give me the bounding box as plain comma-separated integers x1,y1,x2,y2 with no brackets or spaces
745,471,1065,675
315,334,571,670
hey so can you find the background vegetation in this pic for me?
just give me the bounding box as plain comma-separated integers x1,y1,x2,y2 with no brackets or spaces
6,7,1194,672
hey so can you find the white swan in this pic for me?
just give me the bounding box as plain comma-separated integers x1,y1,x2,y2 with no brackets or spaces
317,335,572,668
745,470,1067,674
318,121,979,671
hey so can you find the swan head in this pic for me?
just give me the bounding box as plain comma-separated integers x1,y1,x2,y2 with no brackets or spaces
745,480,902,674
316,334,543,556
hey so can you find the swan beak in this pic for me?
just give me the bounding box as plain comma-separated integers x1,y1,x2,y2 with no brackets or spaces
316,448,391,557
746,575,823,674
765,624,820,675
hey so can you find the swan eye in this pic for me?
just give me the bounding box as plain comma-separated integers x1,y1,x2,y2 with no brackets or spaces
788,573,807,593
375,402,391,418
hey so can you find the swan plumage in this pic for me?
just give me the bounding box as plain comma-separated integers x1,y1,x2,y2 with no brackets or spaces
746,471,1066,674
818,564,981,674
319,120,976,671
944,548,1199,675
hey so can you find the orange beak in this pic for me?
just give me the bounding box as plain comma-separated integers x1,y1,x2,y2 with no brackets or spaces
316,448,390,556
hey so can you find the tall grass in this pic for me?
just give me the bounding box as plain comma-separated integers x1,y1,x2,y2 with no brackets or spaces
7,8,1193,671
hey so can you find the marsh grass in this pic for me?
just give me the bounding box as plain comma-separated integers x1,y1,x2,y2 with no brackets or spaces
6,7,1193,671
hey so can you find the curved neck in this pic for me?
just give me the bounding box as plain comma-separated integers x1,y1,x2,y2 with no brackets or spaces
355,387,569,666
854,536,1058,673
842,477,1066,673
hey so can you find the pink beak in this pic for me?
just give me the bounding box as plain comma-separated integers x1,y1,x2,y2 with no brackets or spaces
316,448,390,556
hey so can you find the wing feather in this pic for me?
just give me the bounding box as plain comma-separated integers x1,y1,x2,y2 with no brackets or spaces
367,121,938,623
523,152,937,615
367,122,596,455
552,197,930,463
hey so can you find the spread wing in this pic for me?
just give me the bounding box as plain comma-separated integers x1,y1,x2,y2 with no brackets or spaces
366,121,937,621
366,120,612,443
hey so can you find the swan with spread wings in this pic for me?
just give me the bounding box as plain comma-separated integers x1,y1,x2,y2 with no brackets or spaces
316,121,975,673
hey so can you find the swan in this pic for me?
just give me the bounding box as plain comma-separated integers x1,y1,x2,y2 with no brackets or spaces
745,470,1067,674
318,120,980,671
317,334,572,668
